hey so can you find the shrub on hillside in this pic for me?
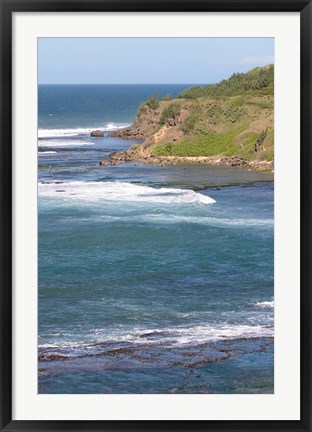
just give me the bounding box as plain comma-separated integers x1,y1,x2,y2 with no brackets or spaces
162,93,173,101
137,93,160,116
177,86,204,99
202,65,274,97
180,114,198,134
159,103,181,125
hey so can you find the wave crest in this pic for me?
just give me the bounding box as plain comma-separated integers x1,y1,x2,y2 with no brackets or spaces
38,322,273,356
255,300,274,308
38,123,130,138
38,181,216,205
38,141,94,147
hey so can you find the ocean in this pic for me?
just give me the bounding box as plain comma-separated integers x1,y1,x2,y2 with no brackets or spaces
38,84,274,394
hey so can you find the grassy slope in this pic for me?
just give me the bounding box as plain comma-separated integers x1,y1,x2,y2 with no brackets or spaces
137,65,274,161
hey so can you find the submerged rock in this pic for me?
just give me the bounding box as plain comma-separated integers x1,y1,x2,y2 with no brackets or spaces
99,160,111,166
99,160,122,166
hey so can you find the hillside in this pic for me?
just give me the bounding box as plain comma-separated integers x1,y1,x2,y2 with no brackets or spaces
109,65,274,169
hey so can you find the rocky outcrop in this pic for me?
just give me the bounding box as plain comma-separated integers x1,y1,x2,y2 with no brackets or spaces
110,127,145,140
91,130,104,137
110,106,188,144
99,147,274,172
109,105,162,141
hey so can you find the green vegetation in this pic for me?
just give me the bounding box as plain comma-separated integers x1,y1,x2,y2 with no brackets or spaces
155,125,274,161
179,102,203,134
162,93,173,101
180,114,197,134
177,86,204,99
159,103,181,125
255,128,268,152
137,93,160,116
177,65,274,99
206,102,223,122
181,112,203,134
224,106,246,123
236,131,262,160
132,65,274,163
246,96,273,110
155,126,246,157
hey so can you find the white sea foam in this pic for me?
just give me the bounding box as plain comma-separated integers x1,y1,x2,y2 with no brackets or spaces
255,300,274,308
113,323,274,346
105,122,130,130
38,123,130,138
153,323,274,346
38,141,94,147
38,128,94,138
38,323,273,351
38,151,57,154
38,181,216,205
49,213,273,228
133,214,273,227
37,181,274,227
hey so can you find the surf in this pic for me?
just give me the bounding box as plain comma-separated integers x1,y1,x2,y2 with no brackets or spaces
38,180,216,205
38,123,131,138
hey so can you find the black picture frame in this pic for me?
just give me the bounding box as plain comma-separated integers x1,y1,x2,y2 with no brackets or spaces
1,0,311,430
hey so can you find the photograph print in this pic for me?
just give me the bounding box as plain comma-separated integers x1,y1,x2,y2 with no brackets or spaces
38,37,274,394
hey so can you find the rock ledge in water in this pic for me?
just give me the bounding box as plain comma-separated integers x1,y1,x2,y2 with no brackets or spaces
91,130,104,137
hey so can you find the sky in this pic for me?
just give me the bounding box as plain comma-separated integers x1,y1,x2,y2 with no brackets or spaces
38,38,274,85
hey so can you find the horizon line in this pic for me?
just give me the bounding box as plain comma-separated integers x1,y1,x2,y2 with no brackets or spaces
38,82,212,86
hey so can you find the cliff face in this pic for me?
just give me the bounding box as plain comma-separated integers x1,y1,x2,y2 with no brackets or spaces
111,102,187,145
110,65,274,164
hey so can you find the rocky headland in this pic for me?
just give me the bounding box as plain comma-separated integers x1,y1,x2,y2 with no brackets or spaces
103,65,274,172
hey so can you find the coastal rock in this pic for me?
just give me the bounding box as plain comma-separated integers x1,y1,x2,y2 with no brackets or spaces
91,130,104,137
38,353,68,362
167,118,176,127
99,159,122,166
231,157,246,167
139,331,166,339
139,332,153,338
103,147,274,172
248,160,274,171
218,157,246,167
110,127,145,140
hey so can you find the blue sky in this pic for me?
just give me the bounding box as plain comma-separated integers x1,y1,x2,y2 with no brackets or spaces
38,38,274,84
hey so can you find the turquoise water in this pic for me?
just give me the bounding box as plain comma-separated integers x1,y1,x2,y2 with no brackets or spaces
38,85,274,394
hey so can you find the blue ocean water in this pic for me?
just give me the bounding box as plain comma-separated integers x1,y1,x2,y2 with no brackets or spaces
38,84,190,131
38,85,274,394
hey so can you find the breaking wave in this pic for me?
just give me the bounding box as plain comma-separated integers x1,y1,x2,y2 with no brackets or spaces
38,141,94,147
38,181,216,205
38,123,130,138
38,322,274,358
255,300,274,308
